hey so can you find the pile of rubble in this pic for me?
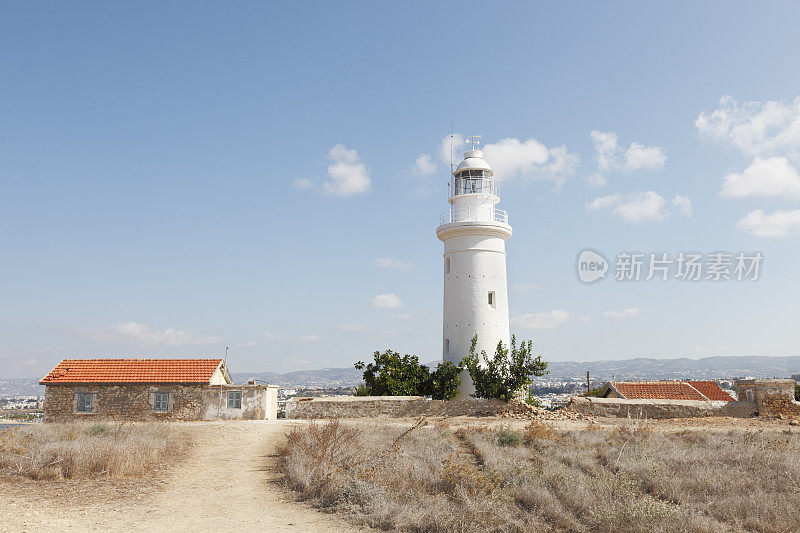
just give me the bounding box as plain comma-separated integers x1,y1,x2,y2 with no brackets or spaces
497,399,585,420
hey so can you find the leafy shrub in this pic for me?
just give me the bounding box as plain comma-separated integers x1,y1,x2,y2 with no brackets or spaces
462,335,549,401
354,350,460,400
795,384,799,401
496,429,522,447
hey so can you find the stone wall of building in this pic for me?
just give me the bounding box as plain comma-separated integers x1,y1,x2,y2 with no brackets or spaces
43,384,204,422
736,379,800,417
201,385,278,421
43,383,279,422
566,397,757,419
285,396,538,419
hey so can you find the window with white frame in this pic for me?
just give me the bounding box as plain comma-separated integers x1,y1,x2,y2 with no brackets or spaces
76,392,94,412
227,390,242,409
445,257,451,274
153,392,169,411
444,338,450,355
488,291,495,308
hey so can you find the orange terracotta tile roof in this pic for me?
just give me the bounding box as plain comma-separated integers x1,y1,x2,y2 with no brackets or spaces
609,381,708,401
40,359,223,384
687,380,736,401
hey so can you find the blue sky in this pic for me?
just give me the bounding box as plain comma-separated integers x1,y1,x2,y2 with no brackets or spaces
3,2,800,378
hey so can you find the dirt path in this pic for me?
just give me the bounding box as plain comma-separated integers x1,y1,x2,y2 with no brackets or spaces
0,421,368,532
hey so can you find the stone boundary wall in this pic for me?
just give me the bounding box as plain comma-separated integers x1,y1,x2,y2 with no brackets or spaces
285,396,524,419
566,397,757,419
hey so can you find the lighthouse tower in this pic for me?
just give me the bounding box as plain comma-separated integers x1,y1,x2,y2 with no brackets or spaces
437,136,512,398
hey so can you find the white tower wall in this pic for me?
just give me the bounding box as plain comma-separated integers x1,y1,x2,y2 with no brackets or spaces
436,147,512,398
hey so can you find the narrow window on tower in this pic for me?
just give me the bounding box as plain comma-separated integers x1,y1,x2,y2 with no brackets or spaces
444,339,450,355
488,291,495,308
445,257,451,274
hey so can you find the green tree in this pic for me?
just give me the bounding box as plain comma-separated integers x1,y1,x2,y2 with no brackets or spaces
462,335,549,402
354,350,461,399
795,384,799,402
426,361,462,400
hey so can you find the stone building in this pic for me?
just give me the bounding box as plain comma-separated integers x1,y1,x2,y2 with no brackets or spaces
40,358,277,422
735,379,800,417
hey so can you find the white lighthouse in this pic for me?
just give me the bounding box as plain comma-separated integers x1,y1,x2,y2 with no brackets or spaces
436,136,512,398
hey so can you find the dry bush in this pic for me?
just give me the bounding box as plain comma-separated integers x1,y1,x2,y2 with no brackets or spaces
0,422,189,480
278,420,800,533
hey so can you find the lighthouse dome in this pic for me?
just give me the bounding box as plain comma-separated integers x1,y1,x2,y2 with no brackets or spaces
454,150,493,174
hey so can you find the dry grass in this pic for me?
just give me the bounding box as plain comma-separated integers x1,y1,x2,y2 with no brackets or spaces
0,422,189,480
278,420,800,533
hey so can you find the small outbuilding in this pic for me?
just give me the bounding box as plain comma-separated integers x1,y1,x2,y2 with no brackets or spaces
40,358,277,422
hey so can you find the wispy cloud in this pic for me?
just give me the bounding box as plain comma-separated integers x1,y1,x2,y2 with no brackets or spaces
373,257,415,271
511,310,570,330
696,94,800,157
336,324,369,332
587,192,691,223
736,209,800,238
372,293,403,309
720,156,800,199
84,322,222,346
265,332,320,343
589,130,667,186
604,307,640,319
296,144,371,196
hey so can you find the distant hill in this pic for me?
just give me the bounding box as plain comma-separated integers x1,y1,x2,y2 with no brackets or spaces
4,355,799,396
542,356,800,381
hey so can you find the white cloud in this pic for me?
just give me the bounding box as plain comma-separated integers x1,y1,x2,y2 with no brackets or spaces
414,153,436,175
391,313,414,321
293,177,312,190
578,315,592,324
322,144,371,196
511,310,570,330
438,133,466,165
591,130,620,173
624,142,667,171
265,332,320,343
373,257,415,271
336,324,369,332
720,156,800,199
604,307,640,319
587,191,668,223
672,194,693,217
586,173,607,188
372,293,403,309
736,209,800,238
696,95,800,157
590,130,667,178
85,322,222,346
482,137,579,188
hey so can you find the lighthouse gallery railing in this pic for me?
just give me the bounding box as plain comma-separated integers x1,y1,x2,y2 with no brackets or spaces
439,206,509,225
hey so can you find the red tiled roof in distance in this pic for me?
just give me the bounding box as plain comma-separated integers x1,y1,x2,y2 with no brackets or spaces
40,359,223,385
610,381,708,401
687,380,736,401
